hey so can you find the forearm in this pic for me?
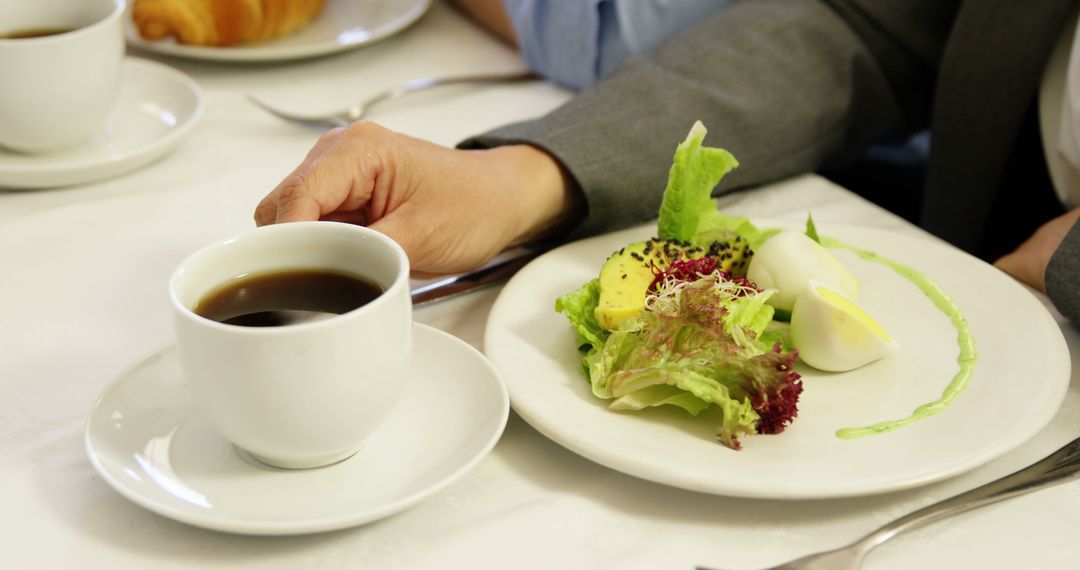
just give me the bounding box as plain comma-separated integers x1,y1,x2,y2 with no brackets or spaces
462,0,948,239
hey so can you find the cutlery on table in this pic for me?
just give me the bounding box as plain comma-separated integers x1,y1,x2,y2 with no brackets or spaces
697,436,1080,570
410,247,544,306
249,70,539,129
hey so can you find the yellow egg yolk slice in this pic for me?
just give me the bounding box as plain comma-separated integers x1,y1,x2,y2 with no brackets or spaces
790,280,899,372
815,285,894,342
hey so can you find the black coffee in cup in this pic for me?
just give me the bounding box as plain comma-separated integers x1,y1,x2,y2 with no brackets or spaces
194,269,383,327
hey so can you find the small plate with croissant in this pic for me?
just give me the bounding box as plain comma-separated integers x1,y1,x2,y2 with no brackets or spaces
125,0,432,62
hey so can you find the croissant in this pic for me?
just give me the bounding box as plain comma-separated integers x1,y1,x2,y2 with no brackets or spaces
132,0,326,46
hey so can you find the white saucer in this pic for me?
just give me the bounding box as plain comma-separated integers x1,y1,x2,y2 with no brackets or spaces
0,58,203,190
85,323,508,535
124,0,432,62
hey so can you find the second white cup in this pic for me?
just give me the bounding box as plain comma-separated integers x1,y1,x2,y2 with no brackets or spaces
0,0,125,153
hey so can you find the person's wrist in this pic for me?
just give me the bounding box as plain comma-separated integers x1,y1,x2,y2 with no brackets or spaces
489,144,585,246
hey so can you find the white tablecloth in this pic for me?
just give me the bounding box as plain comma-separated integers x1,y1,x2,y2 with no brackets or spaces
2,2,1078,569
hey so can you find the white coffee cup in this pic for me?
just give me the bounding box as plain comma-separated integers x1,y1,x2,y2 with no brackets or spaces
0,0,125,153
169,222,413,469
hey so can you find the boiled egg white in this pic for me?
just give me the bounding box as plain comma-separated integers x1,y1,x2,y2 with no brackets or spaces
746,230,859,313
790,279,899,372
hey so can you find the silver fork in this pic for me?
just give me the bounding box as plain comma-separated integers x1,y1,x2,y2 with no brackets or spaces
249,70,538,129
697,436,1080,570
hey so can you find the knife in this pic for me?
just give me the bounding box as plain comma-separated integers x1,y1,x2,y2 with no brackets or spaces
409,248,545,306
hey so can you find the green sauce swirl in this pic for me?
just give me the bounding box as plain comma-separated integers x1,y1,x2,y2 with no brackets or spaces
818,236,978,439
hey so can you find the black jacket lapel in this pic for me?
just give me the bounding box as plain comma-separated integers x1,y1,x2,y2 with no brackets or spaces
922,0,1076,252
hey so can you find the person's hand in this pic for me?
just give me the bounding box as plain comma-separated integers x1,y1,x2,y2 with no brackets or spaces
255,122,582,276
994,207,1080,290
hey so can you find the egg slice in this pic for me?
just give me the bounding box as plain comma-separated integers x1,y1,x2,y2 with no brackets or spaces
746,230,859,312
790,280,899,372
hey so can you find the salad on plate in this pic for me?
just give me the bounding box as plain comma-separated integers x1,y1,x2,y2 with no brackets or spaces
556,121,901,449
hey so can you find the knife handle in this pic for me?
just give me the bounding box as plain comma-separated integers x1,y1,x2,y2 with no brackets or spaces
410,249,543,305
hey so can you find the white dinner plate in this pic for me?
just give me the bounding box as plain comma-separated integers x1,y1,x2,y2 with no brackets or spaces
124,0,432,62
0,58,202,190
485,222,1071,499
85,323,509,535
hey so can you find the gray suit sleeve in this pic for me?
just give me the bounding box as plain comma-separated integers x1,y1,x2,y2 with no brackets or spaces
459,0,948,239
1046,220,1080,322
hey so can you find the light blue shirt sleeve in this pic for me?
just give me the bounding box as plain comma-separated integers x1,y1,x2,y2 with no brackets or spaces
502,0,732,90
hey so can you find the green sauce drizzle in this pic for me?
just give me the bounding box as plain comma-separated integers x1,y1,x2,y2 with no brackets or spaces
818,236,978,439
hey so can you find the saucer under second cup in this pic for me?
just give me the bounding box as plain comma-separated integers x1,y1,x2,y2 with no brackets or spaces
0,57,203,190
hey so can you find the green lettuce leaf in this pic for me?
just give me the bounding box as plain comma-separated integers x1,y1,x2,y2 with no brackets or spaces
583,273,800,448
554,278,606,350
609,384,710,416
805,213,820,243
694,214,778,251
655,121,776,251
722,291,777,356
657,121,740,242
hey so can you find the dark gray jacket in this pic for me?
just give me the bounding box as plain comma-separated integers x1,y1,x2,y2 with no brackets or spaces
462,0,1080,321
